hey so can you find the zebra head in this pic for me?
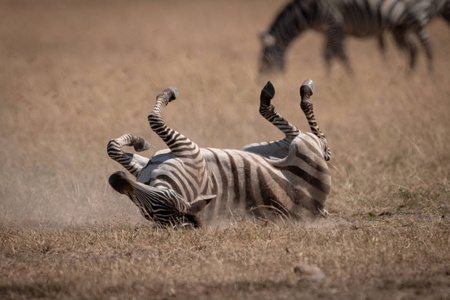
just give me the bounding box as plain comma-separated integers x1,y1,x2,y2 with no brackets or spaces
109,171,216,228
259,32,285,73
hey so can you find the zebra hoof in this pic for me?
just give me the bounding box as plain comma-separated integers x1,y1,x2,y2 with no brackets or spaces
300,79,314,97
262,81,275,99
133,137,150,152
318,208,329,218
160,86,178,102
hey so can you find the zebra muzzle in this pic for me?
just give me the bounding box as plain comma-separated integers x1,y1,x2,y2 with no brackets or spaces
108,171,133,194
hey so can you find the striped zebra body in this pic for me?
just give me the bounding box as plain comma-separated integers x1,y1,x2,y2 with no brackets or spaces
135,133,330,224
259,0,449,73
107,80,331,228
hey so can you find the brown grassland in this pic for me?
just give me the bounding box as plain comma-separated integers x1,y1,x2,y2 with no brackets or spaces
1,0,449,299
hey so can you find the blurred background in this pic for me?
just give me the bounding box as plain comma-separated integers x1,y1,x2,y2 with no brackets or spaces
1,0,449,226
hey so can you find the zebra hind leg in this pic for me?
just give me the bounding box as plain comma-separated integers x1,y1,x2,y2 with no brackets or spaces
243,81,300,158
259,81,299,142
300,79,331,161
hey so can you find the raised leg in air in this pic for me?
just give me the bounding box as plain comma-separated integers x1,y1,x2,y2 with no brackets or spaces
300,79,331,161
243,81,300,159
107,133,150,177
147,86,211,200
259,81,300,142
148,87,202,159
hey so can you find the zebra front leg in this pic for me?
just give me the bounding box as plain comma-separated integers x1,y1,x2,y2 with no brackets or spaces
415,27,434,72
148,86,203,159
300,79,331,161
147,87,212,201
378,34,388,61
107,133,151,177
392,27,418,70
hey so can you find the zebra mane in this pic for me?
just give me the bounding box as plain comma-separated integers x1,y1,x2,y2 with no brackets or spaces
268,0,315,49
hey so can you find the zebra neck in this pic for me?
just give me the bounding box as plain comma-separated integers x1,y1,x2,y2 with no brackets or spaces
269,1,311,50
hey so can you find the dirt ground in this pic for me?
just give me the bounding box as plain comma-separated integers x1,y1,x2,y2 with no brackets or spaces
1,0,449,299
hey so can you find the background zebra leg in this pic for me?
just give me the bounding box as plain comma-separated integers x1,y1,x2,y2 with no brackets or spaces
323,42,333,75
324,28,353,75
415,27,434,72
378,34,387,60
300,79,331,161
259,81,299,143
107,133,150,177
393,27,418,70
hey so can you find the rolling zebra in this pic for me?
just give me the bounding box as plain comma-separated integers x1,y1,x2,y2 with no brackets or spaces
107,80,331,228
259,0,450,74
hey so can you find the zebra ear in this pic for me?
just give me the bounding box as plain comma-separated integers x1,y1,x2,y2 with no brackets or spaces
260,32,275,46
190,195,216,214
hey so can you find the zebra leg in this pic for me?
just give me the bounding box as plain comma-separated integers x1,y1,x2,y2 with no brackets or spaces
107,133,151,177
392,27,418,70
300,79,331,161
259,81,299,143
415,27,434,72
324,27,353,75
378,34,386,53
323,40,333,74
147,87,212,202
148,87,202,159
242,81,300,158
378,34,387,60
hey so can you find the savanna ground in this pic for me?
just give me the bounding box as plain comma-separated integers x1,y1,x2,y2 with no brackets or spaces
1,0,449,299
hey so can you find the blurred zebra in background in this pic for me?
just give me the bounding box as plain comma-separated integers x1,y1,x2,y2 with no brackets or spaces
107,80,331,228
259,0,450,74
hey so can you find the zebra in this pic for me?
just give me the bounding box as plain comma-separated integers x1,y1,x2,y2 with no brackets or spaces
107,80,331,228
259,0,450,74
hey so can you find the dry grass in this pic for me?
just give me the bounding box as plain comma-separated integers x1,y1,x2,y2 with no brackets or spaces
1,220,449,299
0,0,449,299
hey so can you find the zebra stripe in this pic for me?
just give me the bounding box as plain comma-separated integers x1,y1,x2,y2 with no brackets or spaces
107,133,150,177
109,171,200,226
108,80,331,228
259,0,449,73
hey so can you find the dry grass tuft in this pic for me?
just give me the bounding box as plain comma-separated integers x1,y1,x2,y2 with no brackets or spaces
1,0,449,299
